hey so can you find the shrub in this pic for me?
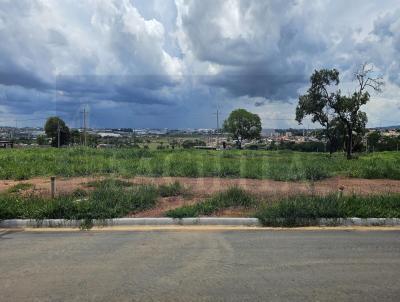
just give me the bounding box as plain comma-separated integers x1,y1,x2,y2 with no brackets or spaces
303,165,330,181
158,181,184,197
166,187,255,218
181,139,206,149
85,178,133,188
256,194,400,227
0,183,159,222
7,183,34,193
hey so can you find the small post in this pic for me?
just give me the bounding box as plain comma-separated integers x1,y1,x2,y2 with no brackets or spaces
51,176,56,198
337,185,344,198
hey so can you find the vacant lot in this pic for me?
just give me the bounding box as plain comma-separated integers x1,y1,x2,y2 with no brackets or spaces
1,148,400,224
2,175,400,199
1,176,400,223
0,148,400,180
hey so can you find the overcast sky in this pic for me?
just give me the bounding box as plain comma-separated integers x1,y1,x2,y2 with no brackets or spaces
0,0,399,129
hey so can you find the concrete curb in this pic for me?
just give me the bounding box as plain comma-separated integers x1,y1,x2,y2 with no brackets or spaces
0,218,261,228
1,217,400,228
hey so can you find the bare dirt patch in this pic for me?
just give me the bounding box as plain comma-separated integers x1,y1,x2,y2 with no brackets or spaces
3,176,400,197
129,196,203,218
2,176,400,217
129,176,400,198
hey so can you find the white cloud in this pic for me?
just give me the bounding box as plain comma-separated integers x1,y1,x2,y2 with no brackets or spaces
0,0,399,128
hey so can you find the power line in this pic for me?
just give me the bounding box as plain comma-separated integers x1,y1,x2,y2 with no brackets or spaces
80,107,88,147
57,120,61,148
0,117,47,124
213,107,221,146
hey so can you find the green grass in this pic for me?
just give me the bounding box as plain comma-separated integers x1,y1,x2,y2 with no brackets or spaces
166,188,400,225
0,179,190,226
0,148,399,180
0,183,159,222
85,178,133,189
165,187,255,218
158,181,185,197
2,180,400,229
7,183,34,193
256,194,400,227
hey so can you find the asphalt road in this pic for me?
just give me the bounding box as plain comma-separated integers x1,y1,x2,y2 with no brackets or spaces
1,229,400,302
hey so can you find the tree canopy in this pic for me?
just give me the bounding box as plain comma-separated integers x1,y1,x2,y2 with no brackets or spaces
296,69,340,154
44,116,70,147
223,109,261,148
296,64,383,159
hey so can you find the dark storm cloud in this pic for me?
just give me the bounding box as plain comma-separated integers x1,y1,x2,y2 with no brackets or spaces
204,73,307,101
55,75,179,105
178,0,400,102
0,85,56,115
0,0,400,128
0,0,185,126
368,9,400,86
178,0,328,100
0,71,50,90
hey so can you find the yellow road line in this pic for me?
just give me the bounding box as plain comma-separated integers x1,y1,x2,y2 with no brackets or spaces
2,226,400,232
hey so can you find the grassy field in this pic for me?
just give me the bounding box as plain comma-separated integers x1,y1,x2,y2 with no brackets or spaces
256,194,400,227
2,180,399,228
0,179,184,227
166,188,400,226
165,187,256,218
0,148,400,180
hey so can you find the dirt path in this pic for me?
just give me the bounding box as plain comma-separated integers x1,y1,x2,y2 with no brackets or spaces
2,176,400,217
1,175,400,197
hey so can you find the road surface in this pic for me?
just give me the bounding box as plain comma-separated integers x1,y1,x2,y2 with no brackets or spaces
1,229,400,301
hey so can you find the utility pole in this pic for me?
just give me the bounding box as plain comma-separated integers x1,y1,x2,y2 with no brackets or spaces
216,108,219,147
213,107,220,148
57,120,60,148
81,107,88,147
12,119,17,141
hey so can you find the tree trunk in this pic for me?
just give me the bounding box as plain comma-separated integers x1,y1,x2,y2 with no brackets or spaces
346,127,353,159
327,134,334,155
326,127,333,155
237,138,242,149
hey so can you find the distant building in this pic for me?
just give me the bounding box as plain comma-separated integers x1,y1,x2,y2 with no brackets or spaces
96,144,115,149
262,129,276,137
382,130,399,137
0,140,13,148
98,133,121,138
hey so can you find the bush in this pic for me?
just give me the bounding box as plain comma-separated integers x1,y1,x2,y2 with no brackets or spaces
166,187,255,218
7,183,34,193
256,194,400,227
158,181,184,197
85,178,133,188
0,182,159,221
303,165,330,181
181,139,206,149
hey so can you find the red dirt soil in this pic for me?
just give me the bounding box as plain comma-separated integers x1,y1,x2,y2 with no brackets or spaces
1,176,400,217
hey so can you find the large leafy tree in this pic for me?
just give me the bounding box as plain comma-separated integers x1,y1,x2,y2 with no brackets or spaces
223,109,261,148
296,69,340,154
297,64,383,159
330,64,383,159
44,117,70,147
